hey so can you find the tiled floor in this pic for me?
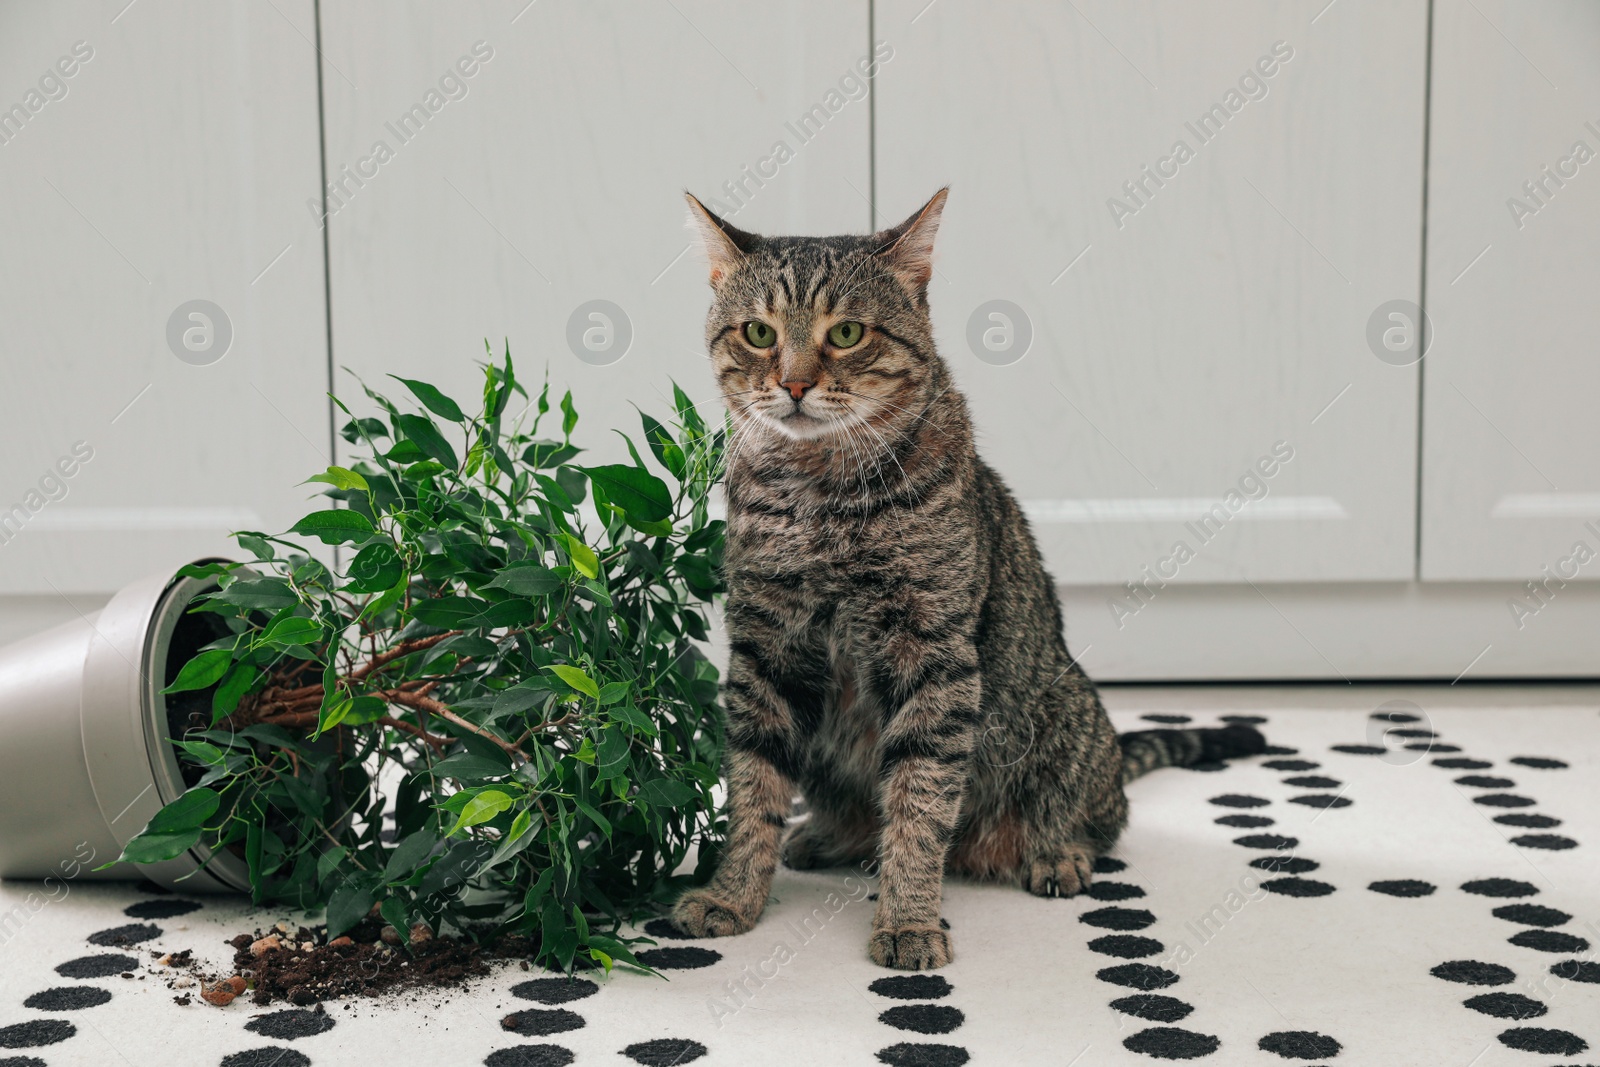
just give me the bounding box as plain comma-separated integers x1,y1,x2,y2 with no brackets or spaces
1,686,1596,1066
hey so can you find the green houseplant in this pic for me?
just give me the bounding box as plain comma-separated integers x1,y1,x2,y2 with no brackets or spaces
112,349,727,972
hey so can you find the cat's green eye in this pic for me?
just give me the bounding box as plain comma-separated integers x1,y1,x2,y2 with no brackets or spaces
828,320,865,348
744,321,777,349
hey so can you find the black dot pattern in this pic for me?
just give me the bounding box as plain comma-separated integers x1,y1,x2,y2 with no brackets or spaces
1496,1027,1588,1056
1250,856,1318,874
635,947,721,970
1512,833,1577,850
1260,745,1299,756
1509,756,1567,769
1282,775,1340,788
222,1051,313,1067
622,1039,707,1065
1432,960,1516,986
483,1046,574,1067
1080,908,1156,931
1209,794,1270,808
1142,714,1192,724
1495,813,1561,828
1096,963,1179,990
1088,935,1164,959
1288,794,1352,809
1258,1031,1342,1059
499,1010,584,1037
54,954,137,979
1411,741,1460,752
1508,930,1590,954
1122,1028,1219,1059
1371,710,1421,723
1110,994,1194,1023
1492,904,1571,927
1085,881,1145,901
1261,877,1335,898
22,987,110,1011
874,1043,968,1066
1233,834,1297,850
1369,879,1435,897
1462,878,1539,898
1551,960,1600,983
1261,759,1317,771
510,978,598,1005
1454,775,1514,789
1464,992,1547,1019
0,1022,75,1049
1093,856,1128,874
244,1010,335,1041
870,975,952,1000
85,923,160,947
1434,757,1492,770
1214,814,1274,828
122,898,201,920
640,918,692,941
1474,793,1535,808
1331,744,1385,755
1220,715,1268,725
878,1006,964,1035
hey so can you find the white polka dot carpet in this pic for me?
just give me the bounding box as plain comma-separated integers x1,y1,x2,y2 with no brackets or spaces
0,701,1595,1066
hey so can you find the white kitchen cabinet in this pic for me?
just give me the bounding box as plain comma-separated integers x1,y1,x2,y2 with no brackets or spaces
0,1,331,600
1419,0,1600,581
875,0,1429,586
316,0,873,467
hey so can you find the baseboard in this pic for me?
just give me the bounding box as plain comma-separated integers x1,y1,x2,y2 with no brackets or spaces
1062,581,1600,681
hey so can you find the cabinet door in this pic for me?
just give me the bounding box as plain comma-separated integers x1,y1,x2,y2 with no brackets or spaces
318,1,871,461
1420,0,1600,580
0,1,330,595
875,0,1428,584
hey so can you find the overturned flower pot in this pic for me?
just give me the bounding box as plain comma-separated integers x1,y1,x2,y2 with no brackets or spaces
0,560,250,892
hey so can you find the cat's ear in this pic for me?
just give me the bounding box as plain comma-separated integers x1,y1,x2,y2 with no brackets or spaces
872,187,948,295
684,192,758,286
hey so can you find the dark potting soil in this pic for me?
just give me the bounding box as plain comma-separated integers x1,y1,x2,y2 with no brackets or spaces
225,920,538,1006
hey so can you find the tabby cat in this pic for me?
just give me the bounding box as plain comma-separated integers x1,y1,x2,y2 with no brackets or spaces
670,189,1264,970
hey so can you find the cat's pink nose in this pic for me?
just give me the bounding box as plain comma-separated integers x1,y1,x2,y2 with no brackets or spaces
782,380,813,401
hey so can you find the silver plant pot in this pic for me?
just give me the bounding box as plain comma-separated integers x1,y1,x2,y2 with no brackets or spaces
0,562,250,892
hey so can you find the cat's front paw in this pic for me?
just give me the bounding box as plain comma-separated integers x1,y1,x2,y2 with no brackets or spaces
868,926,953,970
1022,844,1095,898
671,890,756,938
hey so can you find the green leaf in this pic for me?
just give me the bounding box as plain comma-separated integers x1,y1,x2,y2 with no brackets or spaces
390,376,466,423
290,508,375,545
547,664,599,699
430,753,514,780
172,739,228,766
162,649,233,694
640,411,688,480
520,440,582,469
396,413,460,469
115,787,222,865
580,464,672,523
448,789,515,836
304,465,370,493
259,615,323,647
558,533,599,579
118,827,202,865
483,563,561,597
210,662,259,723
383,830,438,881
326,876,379,938
213,577,299,612
341,416,388,444
636,778,696,807
560,390,578,438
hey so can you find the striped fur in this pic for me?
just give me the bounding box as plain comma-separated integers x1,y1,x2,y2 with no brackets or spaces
670,190,1263,969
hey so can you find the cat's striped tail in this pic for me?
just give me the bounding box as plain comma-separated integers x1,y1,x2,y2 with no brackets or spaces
1118,724,1267,783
